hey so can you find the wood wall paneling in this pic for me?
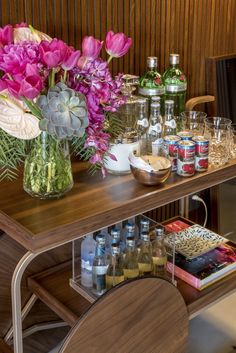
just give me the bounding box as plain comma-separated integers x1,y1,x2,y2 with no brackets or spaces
0,0,235,100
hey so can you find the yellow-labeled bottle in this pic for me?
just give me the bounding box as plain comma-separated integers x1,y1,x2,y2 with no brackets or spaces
152,226,167,277
106,244,124,290
123,237,139,279
137,231,153,275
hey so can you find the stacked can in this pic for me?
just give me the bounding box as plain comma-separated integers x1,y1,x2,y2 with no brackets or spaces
177,140,195,177
193,136,209,172
177,131,194,141
163,135,181,171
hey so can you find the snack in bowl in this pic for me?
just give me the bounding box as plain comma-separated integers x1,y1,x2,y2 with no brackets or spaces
129,153,172,185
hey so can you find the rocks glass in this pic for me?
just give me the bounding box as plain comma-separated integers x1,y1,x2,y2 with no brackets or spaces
204,117,232,167
180,111,207,135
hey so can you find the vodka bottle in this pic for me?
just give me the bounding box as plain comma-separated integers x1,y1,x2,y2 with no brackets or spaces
163,100,176,136
138,57,165,113
137,231,153,275
123,237,139,279
137,218,150,253
162,54,187,115
106,243,124,290
152,226,167,277
146,102,163,155
81,233,96,288
92,235,107,295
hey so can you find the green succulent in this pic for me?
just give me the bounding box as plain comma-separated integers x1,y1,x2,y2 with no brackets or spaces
37,82,89,139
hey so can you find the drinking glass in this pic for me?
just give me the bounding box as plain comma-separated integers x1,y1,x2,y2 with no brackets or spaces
229,123,236,159
180,111,207,135
204,117,232,167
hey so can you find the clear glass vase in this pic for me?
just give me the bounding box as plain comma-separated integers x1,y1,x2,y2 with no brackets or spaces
23,132,73,199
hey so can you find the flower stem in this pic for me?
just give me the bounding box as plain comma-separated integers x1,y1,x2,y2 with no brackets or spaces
63,70,67,83
23,98,42,119
107,55,113,64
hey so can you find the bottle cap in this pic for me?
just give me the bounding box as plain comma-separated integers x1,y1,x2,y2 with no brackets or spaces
111,243,120,255
141,231,150,241
137,98,147,105
126,222,135,233
147,56,158,68
169,54,180,65
155,226,164,237
126,237,135,247
165,100,174,107
95,233,106,245
140,219,150,226
111,228,121,239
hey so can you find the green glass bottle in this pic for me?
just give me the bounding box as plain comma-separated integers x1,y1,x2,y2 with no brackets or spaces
162,54,187,115
123,237,139,279
137,231,153,275
106,243,124,290
138,57,165,112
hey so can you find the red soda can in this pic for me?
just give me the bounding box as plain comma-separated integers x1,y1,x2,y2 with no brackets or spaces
177,131,194,140
192,136,209,172
177,140,195,177
164,135,181,171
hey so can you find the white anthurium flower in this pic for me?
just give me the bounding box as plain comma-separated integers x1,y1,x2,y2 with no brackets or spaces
0,91,41,140
14,25,51,44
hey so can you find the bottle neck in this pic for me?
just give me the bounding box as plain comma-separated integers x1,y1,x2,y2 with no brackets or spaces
147,64,157,71
95,244,105,257
150,107,161,118
165,106,174,118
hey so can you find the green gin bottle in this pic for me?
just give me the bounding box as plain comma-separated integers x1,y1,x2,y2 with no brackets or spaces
162,54,187,115
138,57,165,112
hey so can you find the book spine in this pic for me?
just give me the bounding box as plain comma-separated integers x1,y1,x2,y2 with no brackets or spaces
166,262,201,289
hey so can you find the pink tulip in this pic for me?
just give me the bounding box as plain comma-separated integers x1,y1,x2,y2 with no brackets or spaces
62,49,81,70
105,31,132,58
39,39,69,68
19,74,43,99
0,25,13,47
82,36,103,59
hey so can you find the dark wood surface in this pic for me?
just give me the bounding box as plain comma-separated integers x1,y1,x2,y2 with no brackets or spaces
28,261,236,322
1,160,236,253
58,277,188,353
0,0,236,101
0,338,13,353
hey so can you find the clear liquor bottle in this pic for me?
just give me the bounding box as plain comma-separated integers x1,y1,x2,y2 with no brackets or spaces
92,235,107,296
152,226,167,277
138,57,165,113
162,54,187,116
123,237,139,279
106,243,124,290
163,100,176,136
120,222,135,251
137,231,153,275
81,233,96,288
146,102,163,155
137,218,150,253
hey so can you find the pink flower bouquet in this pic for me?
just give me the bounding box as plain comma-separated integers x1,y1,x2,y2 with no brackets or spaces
0,23,132,182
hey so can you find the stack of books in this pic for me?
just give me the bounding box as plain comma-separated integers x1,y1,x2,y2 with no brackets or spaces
163,217,236,290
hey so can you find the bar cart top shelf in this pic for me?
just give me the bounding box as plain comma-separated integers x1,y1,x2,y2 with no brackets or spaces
1,159,236,253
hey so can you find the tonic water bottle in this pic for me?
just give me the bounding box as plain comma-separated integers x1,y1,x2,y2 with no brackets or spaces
152,226,167,277
162,54,187,115
137,231,153,275
106,243,124,290
123,237,139,279
163,100,176,136
146,102,163,155
92,235,107,296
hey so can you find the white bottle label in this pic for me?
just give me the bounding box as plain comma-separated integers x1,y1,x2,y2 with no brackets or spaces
137,118,149,128
165,119,176,129
93,265,108,275
81,259,92,272
150,123,162,133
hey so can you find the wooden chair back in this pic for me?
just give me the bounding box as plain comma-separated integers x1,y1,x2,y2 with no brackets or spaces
206,53,236,120
58,277,189,353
